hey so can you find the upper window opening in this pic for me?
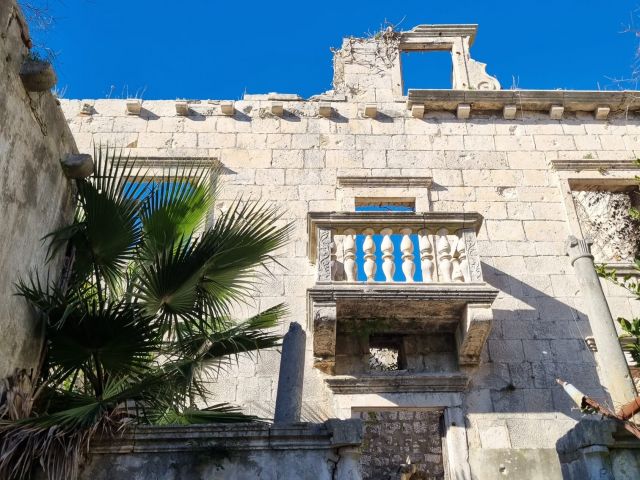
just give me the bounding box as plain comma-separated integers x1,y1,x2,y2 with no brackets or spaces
401,50,452,93
355,200,415,212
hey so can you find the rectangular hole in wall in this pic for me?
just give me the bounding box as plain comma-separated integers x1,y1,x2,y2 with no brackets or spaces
401,50,452,93
369,335,404,372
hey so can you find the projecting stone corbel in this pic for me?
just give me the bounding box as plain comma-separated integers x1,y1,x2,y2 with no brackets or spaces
271,102,284,116
318,103,333,118
125,99,142,115
456,103,471,120
220,101,235,115
595,106,610,120
175,100,189,116
312,302,337,374
549,105,565,120
19,58,57,92
61,153,94,179
456,303,493,365
502,104,517,120
411,104,425,118
363,104,377,118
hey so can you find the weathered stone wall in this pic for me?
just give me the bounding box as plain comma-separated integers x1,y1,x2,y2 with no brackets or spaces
58,25,640,479
557,417,640,479
358,410,444,479
0,1,76,379
572,190,640,263
33,421,364,480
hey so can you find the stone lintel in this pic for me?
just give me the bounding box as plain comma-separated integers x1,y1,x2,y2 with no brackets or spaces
131,156,219,169
407,89,640,115
566,177,640,191
325,373,469,394
456,303,494,365
399,24,478,49
337,176,432,189
89,419,363,454
553,160,640,172
307,211,483,263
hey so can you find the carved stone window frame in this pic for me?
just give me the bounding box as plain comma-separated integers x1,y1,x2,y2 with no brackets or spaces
555,159,640,274
336,176,432,212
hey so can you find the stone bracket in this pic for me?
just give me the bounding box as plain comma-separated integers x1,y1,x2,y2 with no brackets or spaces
312,301,337,374
456,303,494,365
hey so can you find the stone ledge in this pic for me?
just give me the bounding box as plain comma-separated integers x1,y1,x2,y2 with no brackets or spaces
337,176,432,188
407,89,640,114
325,373,469,394
90,419,363,454
308,283,498,305
554,159,640,172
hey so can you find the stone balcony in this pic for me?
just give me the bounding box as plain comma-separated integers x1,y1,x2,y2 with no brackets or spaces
306,212,499,377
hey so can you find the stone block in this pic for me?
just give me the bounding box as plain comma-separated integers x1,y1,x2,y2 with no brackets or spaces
363,104,377,118
503,104,517,120
411,104,425,118
457,103,471,119
549,105,564,120
594,106,610,120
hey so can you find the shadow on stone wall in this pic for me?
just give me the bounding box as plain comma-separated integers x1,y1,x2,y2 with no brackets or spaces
471,262,607,418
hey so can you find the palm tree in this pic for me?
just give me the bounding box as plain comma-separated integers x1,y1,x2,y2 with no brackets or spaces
0,146,291,480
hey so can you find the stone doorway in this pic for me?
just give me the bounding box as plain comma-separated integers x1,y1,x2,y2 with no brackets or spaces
357,409,445,480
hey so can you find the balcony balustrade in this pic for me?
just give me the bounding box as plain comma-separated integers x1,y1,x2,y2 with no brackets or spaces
306,212,499,375
308,212,484,285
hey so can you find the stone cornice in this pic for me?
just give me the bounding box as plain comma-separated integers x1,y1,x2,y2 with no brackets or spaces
553,159,640,172
325,373,469,394
337,176,432,188
307,283,499,304
400,24,478,48
134,156,219,168
90,420,363,454
407,89,640,114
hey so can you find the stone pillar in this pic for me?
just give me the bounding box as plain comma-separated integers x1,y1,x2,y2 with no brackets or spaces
335,447,362,480
566,235,637,404
274,322,306,423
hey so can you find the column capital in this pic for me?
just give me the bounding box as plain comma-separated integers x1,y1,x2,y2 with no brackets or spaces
566,235,594,266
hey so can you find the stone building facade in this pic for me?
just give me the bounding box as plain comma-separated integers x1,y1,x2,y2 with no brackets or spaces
60,24,640,479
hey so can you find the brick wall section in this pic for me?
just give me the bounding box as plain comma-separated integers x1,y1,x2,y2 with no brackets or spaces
59,96,640,454
358,410,444,480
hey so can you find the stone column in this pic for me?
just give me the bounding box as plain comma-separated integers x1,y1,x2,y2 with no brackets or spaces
274,322,306,423
566,235,637,404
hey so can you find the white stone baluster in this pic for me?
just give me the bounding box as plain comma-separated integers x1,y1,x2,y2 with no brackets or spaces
451,235,464,283
380,228,395,282
362,228,377,282
436,228,453,282
418,229,435,282
400,227,415,283
456,232,469,282
343,228,357,282
330,240,338,280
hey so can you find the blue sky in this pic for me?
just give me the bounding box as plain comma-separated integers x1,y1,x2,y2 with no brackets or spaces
31,0,640,99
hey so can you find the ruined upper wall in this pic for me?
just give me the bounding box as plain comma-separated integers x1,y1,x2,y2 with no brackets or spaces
0,1,77,379
330,24,500,102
